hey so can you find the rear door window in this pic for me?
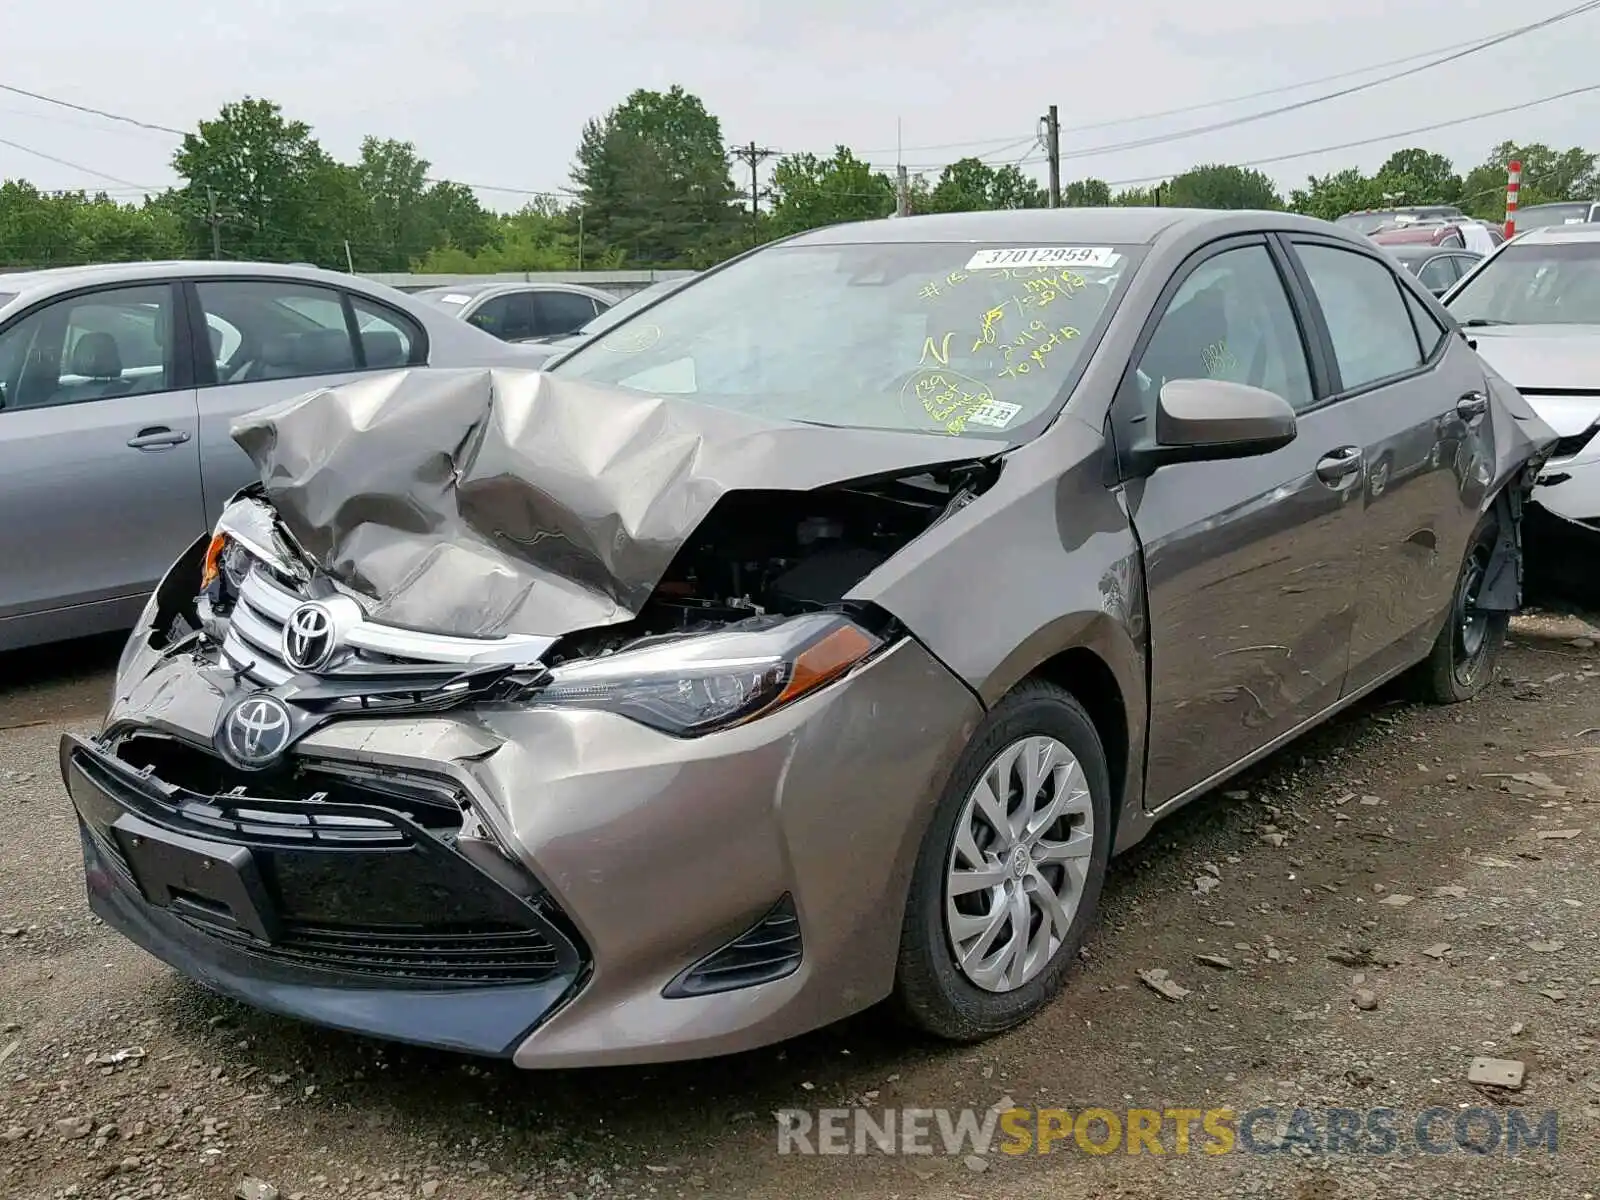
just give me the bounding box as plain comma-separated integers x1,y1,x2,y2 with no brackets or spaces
195,280,357,384
350,295,425,367
1292,243,1424,392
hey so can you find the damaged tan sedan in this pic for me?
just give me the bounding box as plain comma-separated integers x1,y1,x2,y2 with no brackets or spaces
62,209,1555,1067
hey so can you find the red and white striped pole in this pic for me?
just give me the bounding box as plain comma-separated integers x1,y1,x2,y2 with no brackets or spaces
1504,160,1522,239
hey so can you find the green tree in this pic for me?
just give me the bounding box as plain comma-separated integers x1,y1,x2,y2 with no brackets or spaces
990,165,1044,209
416,181,496,263
571,85,741,266
1287,168,1388,221
0,183,186,266
355,137,431,271
928,157,998,212
1062,178,1112,206
172,97,359,266
1374,148,1461,206
1165,164,1283,210
1110,184,1159,206
767,146,894,237
1460,141,1599,218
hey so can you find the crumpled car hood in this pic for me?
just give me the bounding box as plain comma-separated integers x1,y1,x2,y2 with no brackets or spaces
231,368,990,639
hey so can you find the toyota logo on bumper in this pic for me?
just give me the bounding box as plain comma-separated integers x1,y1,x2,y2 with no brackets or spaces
283,601,339,672
217,693,294,769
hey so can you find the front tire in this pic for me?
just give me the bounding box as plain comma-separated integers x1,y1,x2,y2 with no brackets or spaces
892,680,1113,1042
1418,509,1509,703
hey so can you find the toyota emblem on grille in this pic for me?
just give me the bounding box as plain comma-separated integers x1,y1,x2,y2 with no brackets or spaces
283,601,339,672
218,694,293,768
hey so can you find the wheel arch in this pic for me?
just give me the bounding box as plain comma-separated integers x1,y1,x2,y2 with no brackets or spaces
1030,645,1132,850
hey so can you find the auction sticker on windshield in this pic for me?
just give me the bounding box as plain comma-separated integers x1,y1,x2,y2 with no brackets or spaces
966,400,1022,428
966,247,1120,271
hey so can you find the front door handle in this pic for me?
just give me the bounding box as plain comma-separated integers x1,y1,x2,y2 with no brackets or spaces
1456,391,1488,420
127,427,191,450
1315,446,1363,485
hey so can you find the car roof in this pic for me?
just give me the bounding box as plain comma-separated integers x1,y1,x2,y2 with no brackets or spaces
1508,221,1600,245
415,280,617,302
0,260,431,315
0,259,380,293
785,206,1343,247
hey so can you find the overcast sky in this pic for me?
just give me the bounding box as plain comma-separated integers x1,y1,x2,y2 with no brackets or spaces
1,0,1595,209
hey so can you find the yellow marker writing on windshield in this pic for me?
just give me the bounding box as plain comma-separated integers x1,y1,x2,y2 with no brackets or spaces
919,332,955,367
972,305,1008,351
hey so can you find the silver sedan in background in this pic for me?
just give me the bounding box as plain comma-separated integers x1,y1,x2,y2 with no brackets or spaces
0,261,538,652
410,281,617,341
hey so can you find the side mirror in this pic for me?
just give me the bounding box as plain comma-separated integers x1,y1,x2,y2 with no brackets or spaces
1127,378,1298,475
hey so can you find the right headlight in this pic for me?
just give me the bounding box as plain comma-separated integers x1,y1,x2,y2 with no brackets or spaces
532,613,884,736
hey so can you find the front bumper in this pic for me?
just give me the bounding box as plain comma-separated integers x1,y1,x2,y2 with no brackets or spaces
79,627,982,1067
62,734,586,1058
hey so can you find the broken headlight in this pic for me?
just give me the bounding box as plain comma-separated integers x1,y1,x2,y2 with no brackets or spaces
199,532,254,615
531,613,882,736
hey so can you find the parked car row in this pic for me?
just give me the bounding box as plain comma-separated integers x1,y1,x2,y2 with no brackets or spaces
49,209,1560,1070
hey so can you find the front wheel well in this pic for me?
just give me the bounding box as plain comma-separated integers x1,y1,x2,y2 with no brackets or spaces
1031,647,1129,839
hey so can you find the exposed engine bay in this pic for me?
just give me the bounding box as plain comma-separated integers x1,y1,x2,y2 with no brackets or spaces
545,461,997,664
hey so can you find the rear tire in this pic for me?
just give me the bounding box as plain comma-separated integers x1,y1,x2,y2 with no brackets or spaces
892,680,1113,1042
1418,510,1509,704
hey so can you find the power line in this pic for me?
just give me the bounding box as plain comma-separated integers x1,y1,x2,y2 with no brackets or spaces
1098,82,1600,188
754,82,1600,203
0,82,186,136
0,135,155,189
1069,23,1580,133
1054,0,1600,163
787,4,1600,162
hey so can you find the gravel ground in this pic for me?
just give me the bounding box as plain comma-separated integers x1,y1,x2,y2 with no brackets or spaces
2,610,1598,1200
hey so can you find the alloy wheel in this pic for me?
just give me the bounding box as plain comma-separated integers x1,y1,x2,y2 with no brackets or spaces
944,736,1094,993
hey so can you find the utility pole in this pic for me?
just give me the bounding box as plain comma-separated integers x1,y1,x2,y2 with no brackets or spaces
732,141,777,240
1041,106,1061,208
206,186,223,259
896,165,910,217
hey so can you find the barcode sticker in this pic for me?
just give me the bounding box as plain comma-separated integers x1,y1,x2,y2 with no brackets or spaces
965,246,1120,271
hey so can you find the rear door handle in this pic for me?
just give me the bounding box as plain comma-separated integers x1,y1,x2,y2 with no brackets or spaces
127,427,190,450
1456,391,1488,420
1315,446,1362,485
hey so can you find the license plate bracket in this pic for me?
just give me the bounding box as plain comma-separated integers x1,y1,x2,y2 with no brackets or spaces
111,813,279,942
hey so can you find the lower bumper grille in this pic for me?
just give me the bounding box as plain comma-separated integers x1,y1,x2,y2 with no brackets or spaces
172,905,563,984
64,733,588,992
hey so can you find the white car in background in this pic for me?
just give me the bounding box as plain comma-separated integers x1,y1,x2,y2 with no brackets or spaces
412,281,617,342
1443,222,1600,585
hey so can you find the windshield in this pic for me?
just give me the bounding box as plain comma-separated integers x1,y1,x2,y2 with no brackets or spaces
574,279,688,338
550,241,1140,438
1514,203,1595,232
1446,240,1600,325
